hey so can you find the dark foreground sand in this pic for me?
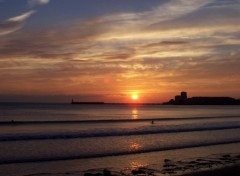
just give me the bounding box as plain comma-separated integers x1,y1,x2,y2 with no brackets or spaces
83,164,240,176
158,153,240,176
23,153,239,176
82,154,240,176
181,165,240,176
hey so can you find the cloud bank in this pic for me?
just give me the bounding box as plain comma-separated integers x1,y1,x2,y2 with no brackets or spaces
0,0,240,101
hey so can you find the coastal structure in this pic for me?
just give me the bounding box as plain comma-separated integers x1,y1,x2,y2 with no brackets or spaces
174,91,188,104
164,92,240,105
71,99,105,104
71,99,162,105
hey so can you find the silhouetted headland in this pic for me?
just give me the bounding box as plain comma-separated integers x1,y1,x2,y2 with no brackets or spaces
163,91,240,105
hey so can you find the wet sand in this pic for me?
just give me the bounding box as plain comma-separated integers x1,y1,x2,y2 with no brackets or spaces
80,153,240,176
159,153,240,176
181,165,240,176
2,151,240,176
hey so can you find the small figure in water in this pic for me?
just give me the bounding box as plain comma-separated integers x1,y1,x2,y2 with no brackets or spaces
151,120,154,124
11,120,15,125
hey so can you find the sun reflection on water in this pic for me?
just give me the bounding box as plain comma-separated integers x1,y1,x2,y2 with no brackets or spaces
129,142,141,151
131,109,138,119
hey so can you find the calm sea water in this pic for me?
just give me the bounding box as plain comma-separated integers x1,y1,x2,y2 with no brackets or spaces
0,103,240,176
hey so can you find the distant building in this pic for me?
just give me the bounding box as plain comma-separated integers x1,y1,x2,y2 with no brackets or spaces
174,91,188,104
163,91,240,105
175,95,182,102
181,91,187,100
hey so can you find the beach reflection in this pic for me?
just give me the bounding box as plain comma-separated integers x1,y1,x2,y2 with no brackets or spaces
131,109,138,119
129,142,141,151
130,161,146,169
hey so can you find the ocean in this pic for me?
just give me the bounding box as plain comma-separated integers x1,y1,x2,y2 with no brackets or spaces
0,103,240,176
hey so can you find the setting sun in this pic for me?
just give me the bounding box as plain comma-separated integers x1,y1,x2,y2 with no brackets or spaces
132,94,139,100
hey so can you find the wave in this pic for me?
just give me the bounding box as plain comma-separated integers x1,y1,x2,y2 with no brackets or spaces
1,139,240,165
1,115,240,125
1,123,240,141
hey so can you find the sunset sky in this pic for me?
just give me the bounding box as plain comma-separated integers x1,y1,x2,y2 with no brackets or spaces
0,0,240,103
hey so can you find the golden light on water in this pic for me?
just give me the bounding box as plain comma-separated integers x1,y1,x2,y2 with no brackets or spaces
129,143,141,151
131,109,138,119
129,161,146,170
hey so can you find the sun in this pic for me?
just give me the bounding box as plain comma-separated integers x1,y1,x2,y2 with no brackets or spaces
132,94,139,100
